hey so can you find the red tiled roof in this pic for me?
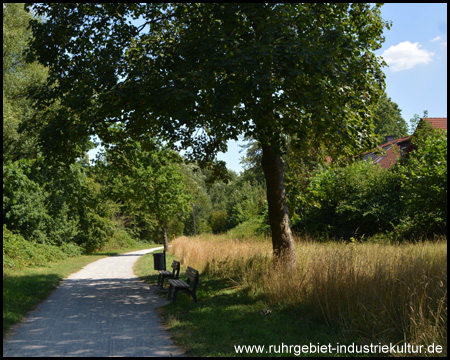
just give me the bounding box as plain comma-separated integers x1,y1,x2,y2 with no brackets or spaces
361,136,412,169
361,117,447,169
332,118,446,169
422,117,447,130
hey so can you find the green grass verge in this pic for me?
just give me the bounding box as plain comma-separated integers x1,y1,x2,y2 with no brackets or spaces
3,243,160,338
135,252,354,357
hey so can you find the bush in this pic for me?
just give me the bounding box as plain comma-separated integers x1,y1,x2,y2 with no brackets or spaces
293,123,447,240
397,126,447,238
3,158,130,255
210,210,227,233
296,161,403,239
46,202,79,247
3,225,69,270
78,211,116,253
224,180,267,230
3,160,49,243
100,227,142,251
58,241,82,257
227,217,267,239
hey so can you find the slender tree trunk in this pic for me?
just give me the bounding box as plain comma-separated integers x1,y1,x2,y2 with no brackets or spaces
192,203,197,236
261,143,296,269
162,227,169,252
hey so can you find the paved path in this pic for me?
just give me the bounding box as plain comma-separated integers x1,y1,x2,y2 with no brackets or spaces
3,248,184,357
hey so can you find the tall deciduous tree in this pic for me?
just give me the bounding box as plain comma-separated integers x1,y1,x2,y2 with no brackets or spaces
100,137,191,251
27,3,390,268
372,92,408,142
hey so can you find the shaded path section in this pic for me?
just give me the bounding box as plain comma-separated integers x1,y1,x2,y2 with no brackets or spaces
3,248,183,357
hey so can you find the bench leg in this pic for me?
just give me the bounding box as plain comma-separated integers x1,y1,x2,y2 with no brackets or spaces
167,284,173,300
172,288,179,302
157,274,162,287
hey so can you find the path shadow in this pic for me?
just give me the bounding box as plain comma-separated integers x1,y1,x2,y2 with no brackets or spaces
3,276,182,357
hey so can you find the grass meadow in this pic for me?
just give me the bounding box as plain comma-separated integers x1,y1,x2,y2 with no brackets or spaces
137,234,447,357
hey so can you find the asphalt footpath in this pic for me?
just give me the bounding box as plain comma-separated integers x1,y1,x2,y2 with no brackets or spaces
3,248,184,357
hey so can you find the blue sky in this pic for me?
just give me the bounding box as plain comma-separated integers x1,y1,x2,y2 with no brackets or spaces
377,3,447,127
89,4,447,173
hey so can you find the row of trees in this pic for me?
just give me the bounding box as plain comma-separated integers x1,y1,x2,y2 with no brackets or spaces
3,4,190,263
25,3,392,268
4,4,446,273
3,2,267,258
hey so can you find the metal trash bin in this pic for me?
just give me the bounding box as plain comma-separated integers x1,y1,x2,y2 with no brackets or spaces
153,252,166,270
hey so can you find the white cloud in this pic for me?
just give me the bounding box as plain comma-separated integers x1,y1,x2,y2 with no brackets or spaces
381,41,435,72
431,36,447,48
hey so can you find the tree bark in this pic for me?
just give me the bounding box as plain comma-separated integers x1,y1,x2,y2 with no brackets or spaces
162,227,169,252
261,143,296,269
192,203,197,236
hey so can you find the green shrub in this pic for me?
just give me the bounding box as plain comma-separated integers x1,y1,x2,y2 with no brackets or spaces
397,126,447,238
46,202,79,246
78,211,116,253
58,241,83,257
210,210,227,233
100,227,141,251
227,217,267,239
293,124,447,240
3,160,49,243
296,161,403,239
3,225,68,270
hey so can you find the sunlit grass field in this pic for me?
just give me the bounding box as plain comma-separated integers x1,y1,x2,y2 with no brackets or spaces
140,234,447,356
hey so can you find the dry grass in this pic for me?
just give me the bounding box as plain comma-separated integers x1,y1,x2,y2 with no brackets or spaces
171,235,447,353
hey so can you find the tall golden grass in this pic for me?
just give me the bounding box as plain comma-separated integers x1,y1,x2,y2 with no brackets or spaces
171,234,447,351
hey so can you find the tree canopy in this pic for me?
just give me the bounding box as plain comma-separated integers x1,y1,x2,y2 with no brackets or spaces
26,3,391,267
3,3,49,162
372,92,408,142
28,3,389,159
98,137,192,250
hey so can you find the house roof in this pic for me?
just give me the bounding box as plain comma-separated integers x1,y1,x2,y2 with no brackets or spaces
361,135,412,169
421,117,447,130
360,117,447,169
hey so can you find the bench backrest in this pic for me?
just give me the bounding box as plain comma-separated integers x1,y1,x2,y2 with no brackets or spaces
185,266,199,290
171,260,181,279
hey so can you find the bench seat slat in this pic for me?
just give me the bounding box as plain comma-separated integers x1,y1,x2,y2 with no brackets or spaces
167,266,199,302
157,260,181,289
159,270,173,276
169,279,190,289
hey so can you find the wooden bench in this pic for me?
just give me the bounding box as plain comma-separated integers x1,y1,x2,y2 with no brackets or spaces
157,260,181,290
168,266,199,302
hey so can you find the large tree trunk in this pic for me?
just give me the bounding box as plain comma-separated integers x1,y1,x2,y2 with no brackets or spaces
261,143,296,269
